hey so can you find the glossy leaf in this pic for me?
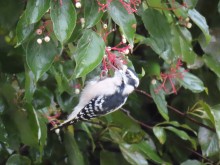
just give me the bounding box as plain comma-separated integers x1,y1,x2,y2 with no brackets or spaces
37,113,47,158
198,127,220,158
12,104,41,147
177,68,205,93
188,9,211,43
153,126,167,144
198,101,215,125
119,143,149,165
0,118,7,143
146,0,164,9
50,0,76,43
26,36,60,81
107,111,141,131
133,141,167,164
64,130,85,165
33,87,53,109
84,0,103,28
183,0,198,8
16,14,36,46
210,105,220,147
199,29,220,59
218,1,220,13
203,55,220,78
171,25,196,64
165,126,196,149
142,8,173,62
81,123,96,151
73,29,105,78
0,96,6,115
24,66,36,103
6,154,31,165
145,62,161,77
181,159,202,165
108,1,136,46
150,83,169,121
24,0,49,24
158,121,197,135
51,61,75,94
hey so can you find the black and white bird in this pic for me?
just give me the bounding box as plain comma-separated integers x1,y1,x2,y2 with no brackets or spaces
52,66,139,130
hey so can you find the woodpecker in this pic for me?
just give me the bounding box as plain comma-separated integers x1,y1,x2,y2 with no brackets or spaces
52,66,139,130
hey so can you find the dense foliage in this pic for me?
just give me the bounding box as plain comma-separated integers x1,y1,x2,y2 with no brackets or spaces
1,0,220,164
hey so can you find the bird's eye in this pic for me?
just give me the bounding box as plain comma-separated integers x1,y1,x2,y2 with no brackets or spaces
125,70,130,76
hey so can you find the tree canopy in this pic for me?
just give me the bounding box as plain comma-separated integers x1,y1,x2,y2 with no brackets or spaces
1,0,220,164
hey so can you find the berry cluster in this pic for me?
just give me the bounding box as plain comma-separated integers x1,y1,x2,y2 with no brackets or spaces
97,0,141,14
36,21,52,45
154,59,188,94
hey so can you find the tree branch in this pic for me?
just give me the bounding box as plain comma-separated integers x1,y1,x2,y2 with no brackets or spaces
120,107,152,130
135,89,215,132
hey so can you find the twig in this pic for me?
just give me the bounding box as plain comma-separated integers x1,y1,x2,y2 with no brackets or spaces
135,89,215,132
184,146,213,163
120,108,152,130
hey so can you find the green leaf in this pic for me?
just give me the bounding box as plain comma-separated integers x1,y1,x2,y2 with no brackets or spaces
171,25,196,64
142,8,173,62
188,9,211,43
199,29,220,58
146,0,164,9
165,126,196,149
107,111,141,131
203,55,220,78
50,0,76,43
133,141,168,164
51,61,75,94
26,36,60,81
145,62,161,77
0,118,8,144
84,0,103,28
183,0,198,8
6,154,31,165
100,151,129,165
25,104,42,141
210,105,220,148
198,101,215,125
150,83,169,121
37,113,47,160
181,159,203,165
4,108,38,147
153,126,167,144
33,87,53,109
108,1,136,46
81,123,96,151
16,14,36,46
198,127,220,158
56,92,78,113
158,121,197,135
0,96,6,115
73,29,105,78
24,66,36,103
177,68,205,93
119,143,149,165
218,1,220,14
64,130,85,165
24,0,50,24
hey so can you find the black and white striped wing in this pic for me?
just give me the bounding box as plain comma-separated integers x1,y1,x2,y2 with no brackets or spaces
68,93,128,124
